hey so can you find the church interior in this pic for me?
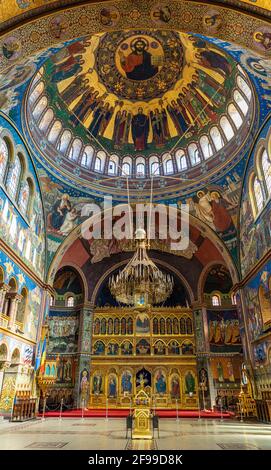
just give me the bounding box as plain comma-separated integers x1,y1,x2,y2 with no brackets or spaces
0,0,271,452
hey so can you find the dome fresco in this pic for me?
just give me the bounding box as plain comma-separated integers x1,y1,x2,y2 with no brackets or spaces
25,30,254,196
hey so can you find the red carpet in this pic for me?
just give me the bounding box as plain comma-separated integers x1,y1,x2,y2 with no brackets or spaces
39,409,234,419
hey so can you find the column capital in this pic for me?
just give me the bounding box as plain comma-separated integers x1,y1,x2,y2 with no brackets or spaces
0,283,11,293
9,293,23,303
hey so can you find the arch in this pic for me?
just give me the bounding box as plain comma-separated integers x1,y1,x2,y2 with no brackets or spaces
228,103,243,130
81,145,94,168
96,151,106,172
47,206,239,296
11,348,20,365
16,286,28,324
210,126,224,151
149,155,160,176
0,265,4,283
38,108,54,133
234,90,249,115
29,80,45,106
68,138,82,162
0,136,10,182
136,157,145,177
197,260,234,302
188,143,200,166
237,75,252,101
175,149,187,171
66,295,75,307
52,263,88,303
108,154,119,175
8,277,18,293
211,293,221,306
6,153,23,200
48,120,62,145
200,135,213,160
0,343,8,361
122,157,132,176
220,116,234,142
57,129,72,154
32,96,48,120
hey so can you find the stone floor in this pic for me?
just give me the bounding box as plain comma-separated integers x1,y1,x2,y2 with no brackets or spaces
0,417,270,450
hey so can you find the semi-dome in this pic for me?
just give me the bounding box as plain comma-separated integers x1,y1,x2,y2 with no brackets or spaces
25,30,254,198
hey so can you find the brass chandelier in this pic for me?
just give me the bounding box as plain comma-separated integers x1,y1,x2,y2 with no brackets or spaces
109,228,174,306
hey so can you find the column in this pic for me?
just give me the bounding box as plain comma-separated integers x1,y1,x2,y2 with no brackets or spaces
7,294,22,329
0,283,10,314
74,304,93,408
192,302,214,409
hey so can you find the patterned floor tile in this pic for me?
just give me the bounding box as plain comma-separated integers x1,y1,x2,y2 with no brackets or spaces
25,441,69,449
125,439,158,450
216,443,261,450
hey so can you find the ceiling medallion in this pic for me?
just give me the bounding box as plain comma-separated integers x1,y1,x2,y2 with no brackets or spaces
96,30,184,102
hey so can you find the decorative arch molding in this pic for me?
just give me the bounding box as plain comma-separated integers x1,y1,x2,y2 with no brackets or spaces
47,206,239,290
52,261,89,302
197,259,234,302
89,257,195,307
0,0,270,72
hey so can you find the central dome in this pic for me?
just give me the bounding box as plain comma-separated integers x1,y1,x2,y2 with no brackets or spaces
25,30,254,199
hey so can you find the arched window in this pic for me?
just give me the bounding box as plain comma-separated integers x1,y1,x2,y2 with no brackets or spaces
175,149,187,170
96,151,106,172
18,179,30,216
231,293,237,305
210,127,224,151
0,137,9,182
122,162,131,176
228,104,243,129
81,146,94,168
6,154,22,199
29,81,45,106
261,149,271,196
237,75,252,101
68,139,82,162
150,159,160,176
108,155,119,175
220,116,235,141
57,130,72,154
234,90,249,115
136,157,145,177
67,296,74,307
211,294,221,306
188,144,200,166
165,159,173,174
49,295,54,307
94,156,102,172
48,120,62,144
39,108,54,133
108,160,116,175
200,136,213,160
254,176,264,213
33,96,48,120
136,163,145,176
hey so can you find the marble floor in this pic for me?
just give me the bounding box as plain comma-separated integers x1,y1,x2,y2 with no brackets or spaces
0,417,270,450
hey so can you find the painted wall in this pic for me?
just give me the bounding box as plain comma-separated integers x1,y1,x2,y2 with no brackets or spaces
0,114,46,281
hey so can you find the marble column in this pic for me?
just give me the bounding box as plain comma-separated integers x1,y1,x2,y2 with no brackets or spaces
74,304,93,408
7,294,22,329
0,283,11,314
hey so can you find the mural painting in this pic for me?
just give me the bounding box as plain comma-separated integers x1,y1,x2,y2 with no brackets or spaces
207,309,242,353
